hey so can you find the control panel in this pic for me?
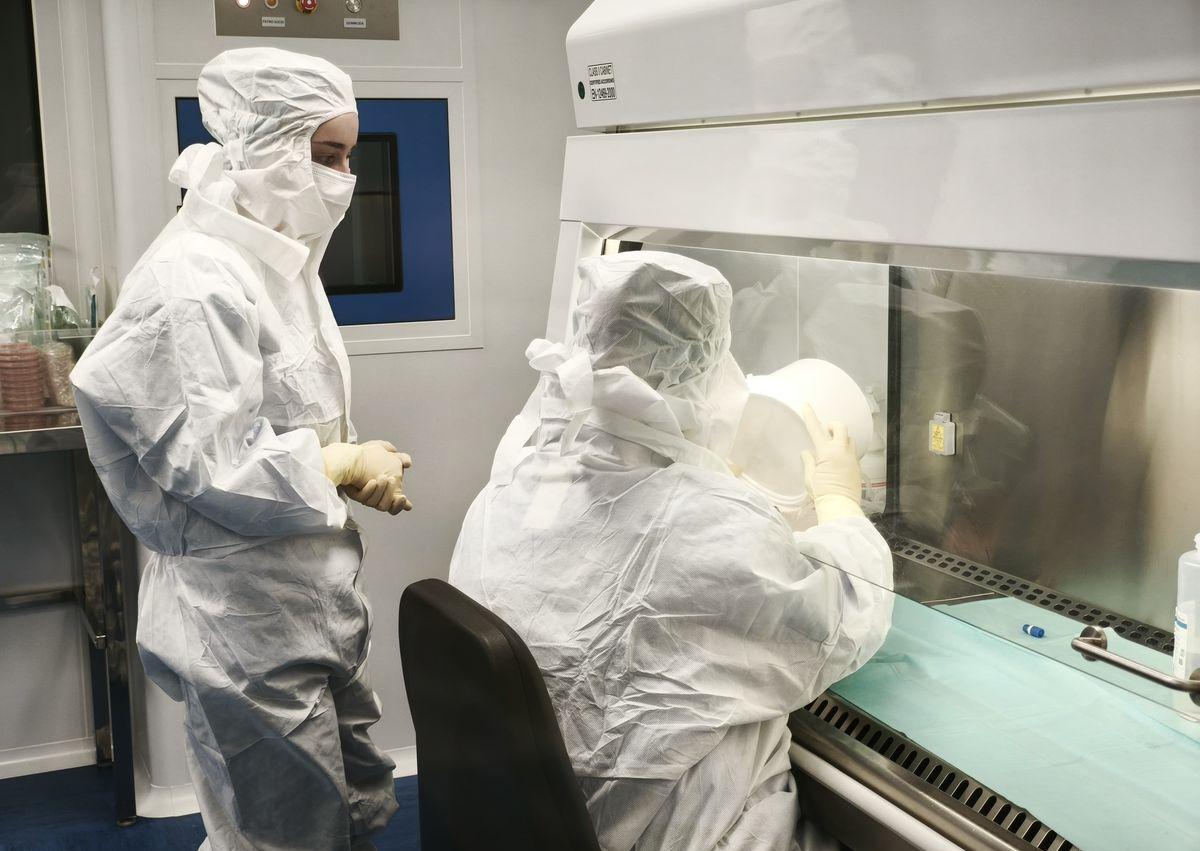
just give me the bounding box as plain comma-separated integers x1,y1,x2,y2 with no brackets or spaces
214,0,399,41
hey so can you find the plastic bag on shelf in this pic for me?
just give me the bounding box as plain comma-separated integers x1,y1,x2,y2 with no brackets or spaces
0,235,91,429
0,233,51,333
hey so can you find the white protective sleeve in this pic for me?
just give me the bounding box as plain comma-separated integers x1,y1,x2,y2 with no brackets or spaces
791,515,895,699
72,246,347,539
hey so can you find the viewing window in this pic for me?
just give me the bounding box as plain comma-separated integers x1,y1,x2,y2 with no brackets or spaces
175,96,454,326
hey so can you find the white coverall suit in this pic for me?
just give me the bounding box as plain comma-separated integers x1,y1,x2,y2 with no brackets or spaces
450,252,894,851
71,48,397,850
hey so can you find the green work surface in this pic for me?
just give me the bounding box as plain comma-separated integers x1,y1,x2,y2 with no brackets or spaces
831,596,1200,851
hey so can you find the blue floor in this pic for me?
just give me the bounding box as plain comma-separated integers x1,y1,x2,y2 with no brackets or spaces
0,766,419,850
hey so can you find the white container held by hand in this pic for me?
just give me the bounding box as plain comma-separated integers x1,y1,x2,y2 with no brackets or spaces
729,359,873,530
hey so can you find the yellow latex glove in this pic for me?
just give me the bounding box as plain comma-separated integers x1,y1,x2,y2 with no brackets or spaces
799,404,864,524
322,440,413,514
345,474,413,515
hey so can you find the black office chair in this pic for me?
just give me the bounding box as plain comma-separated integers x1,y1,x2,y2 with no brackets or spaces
398,578,602,851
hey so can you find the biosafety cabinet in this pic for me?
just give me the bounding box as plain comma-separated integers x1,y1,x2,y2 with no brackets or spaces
554,3,1200,850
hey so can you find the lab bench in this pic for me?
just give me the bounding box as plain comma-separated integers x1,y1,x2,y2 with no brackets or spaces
0,425,136,826
789,548,1200,851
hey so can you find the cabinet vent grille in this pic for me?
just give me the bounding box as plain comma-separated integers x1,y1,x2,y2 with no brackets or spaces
802,694,1080,851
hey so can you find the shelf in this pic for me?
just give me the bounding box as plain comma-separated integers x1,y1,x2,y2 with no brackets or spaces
0,424,86,456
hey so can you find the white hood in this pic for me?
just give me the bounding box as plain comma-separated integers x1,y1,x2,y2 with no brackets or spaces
176,47,358,242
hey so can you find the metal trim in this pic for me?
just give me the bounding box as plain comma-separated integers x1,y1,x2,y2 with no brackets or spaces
1073,626,1200,704
0,587,76,612
0,405,77,419
791,747,929,851
0,425,87,456
791,694,1079,851
608,82,1200,134
619,228,1200,293
887,534,1175,655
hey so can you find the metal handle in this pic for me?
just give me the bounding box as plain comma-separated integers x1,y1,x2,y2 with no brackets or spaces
1071,626,1200,705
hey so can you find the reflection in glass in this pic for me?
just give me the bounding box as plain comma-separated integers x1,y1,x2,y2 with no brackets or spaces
644,244,891,517
891,268,1200,634
321,133,402,295
624,234,1198,699
608,232,1200,850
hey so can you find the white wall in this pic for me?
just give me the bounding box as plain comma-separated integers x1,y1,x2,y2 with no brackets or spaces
0,0,590,796
352,0,591,753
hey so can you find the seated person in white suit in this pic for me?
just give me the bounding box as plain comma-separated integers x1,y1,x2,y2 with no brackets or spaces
450,251,893,851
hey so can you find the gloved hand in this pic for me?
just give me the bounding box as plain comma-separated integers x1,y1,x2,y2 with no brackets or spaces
800,404,864,524
322,440,413,514
345,474,413,515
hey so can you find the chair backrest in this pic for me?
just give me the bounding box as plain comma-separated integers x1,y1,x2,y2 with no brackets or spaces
398,578,602,851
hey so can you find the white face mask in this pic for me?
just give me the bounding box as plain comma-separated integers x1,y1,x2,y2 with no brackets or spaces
226,158,356,243
310,161,357,227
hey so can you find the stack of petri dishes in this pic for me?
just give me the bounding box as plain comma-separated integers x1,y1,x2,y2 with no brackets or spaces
41,340,79,425
0,341,50,430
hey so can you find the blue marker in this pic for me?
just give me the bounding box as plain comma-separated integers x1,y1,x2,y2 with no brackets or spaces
1022,624,1045,638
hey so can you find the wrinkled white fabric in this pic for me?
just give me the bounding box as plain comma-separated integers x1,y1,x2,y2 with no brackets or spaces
580,717,818,851
72,146,354,557
71,47,397,850
198,48,357,241
143,531,396,851
573,252,750,460
450,252,893,850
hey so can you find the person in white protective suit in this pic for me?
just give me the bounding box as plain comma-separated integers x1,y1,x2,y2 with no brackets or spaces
71,48,409,850
449,251,894,851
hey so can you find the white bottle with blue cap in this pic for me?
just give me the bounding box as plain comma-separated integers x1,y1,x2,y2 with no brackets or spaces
1174,533,1200,719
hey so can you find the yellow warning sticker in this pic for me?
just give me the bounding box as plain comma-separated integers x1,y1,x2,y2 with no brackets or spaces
930,423,945,453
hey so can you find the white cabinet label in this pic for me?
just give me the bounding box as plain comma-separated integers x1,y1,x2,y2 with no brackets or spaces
344,18,367,29
588,63,617,102
261,16,286,28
